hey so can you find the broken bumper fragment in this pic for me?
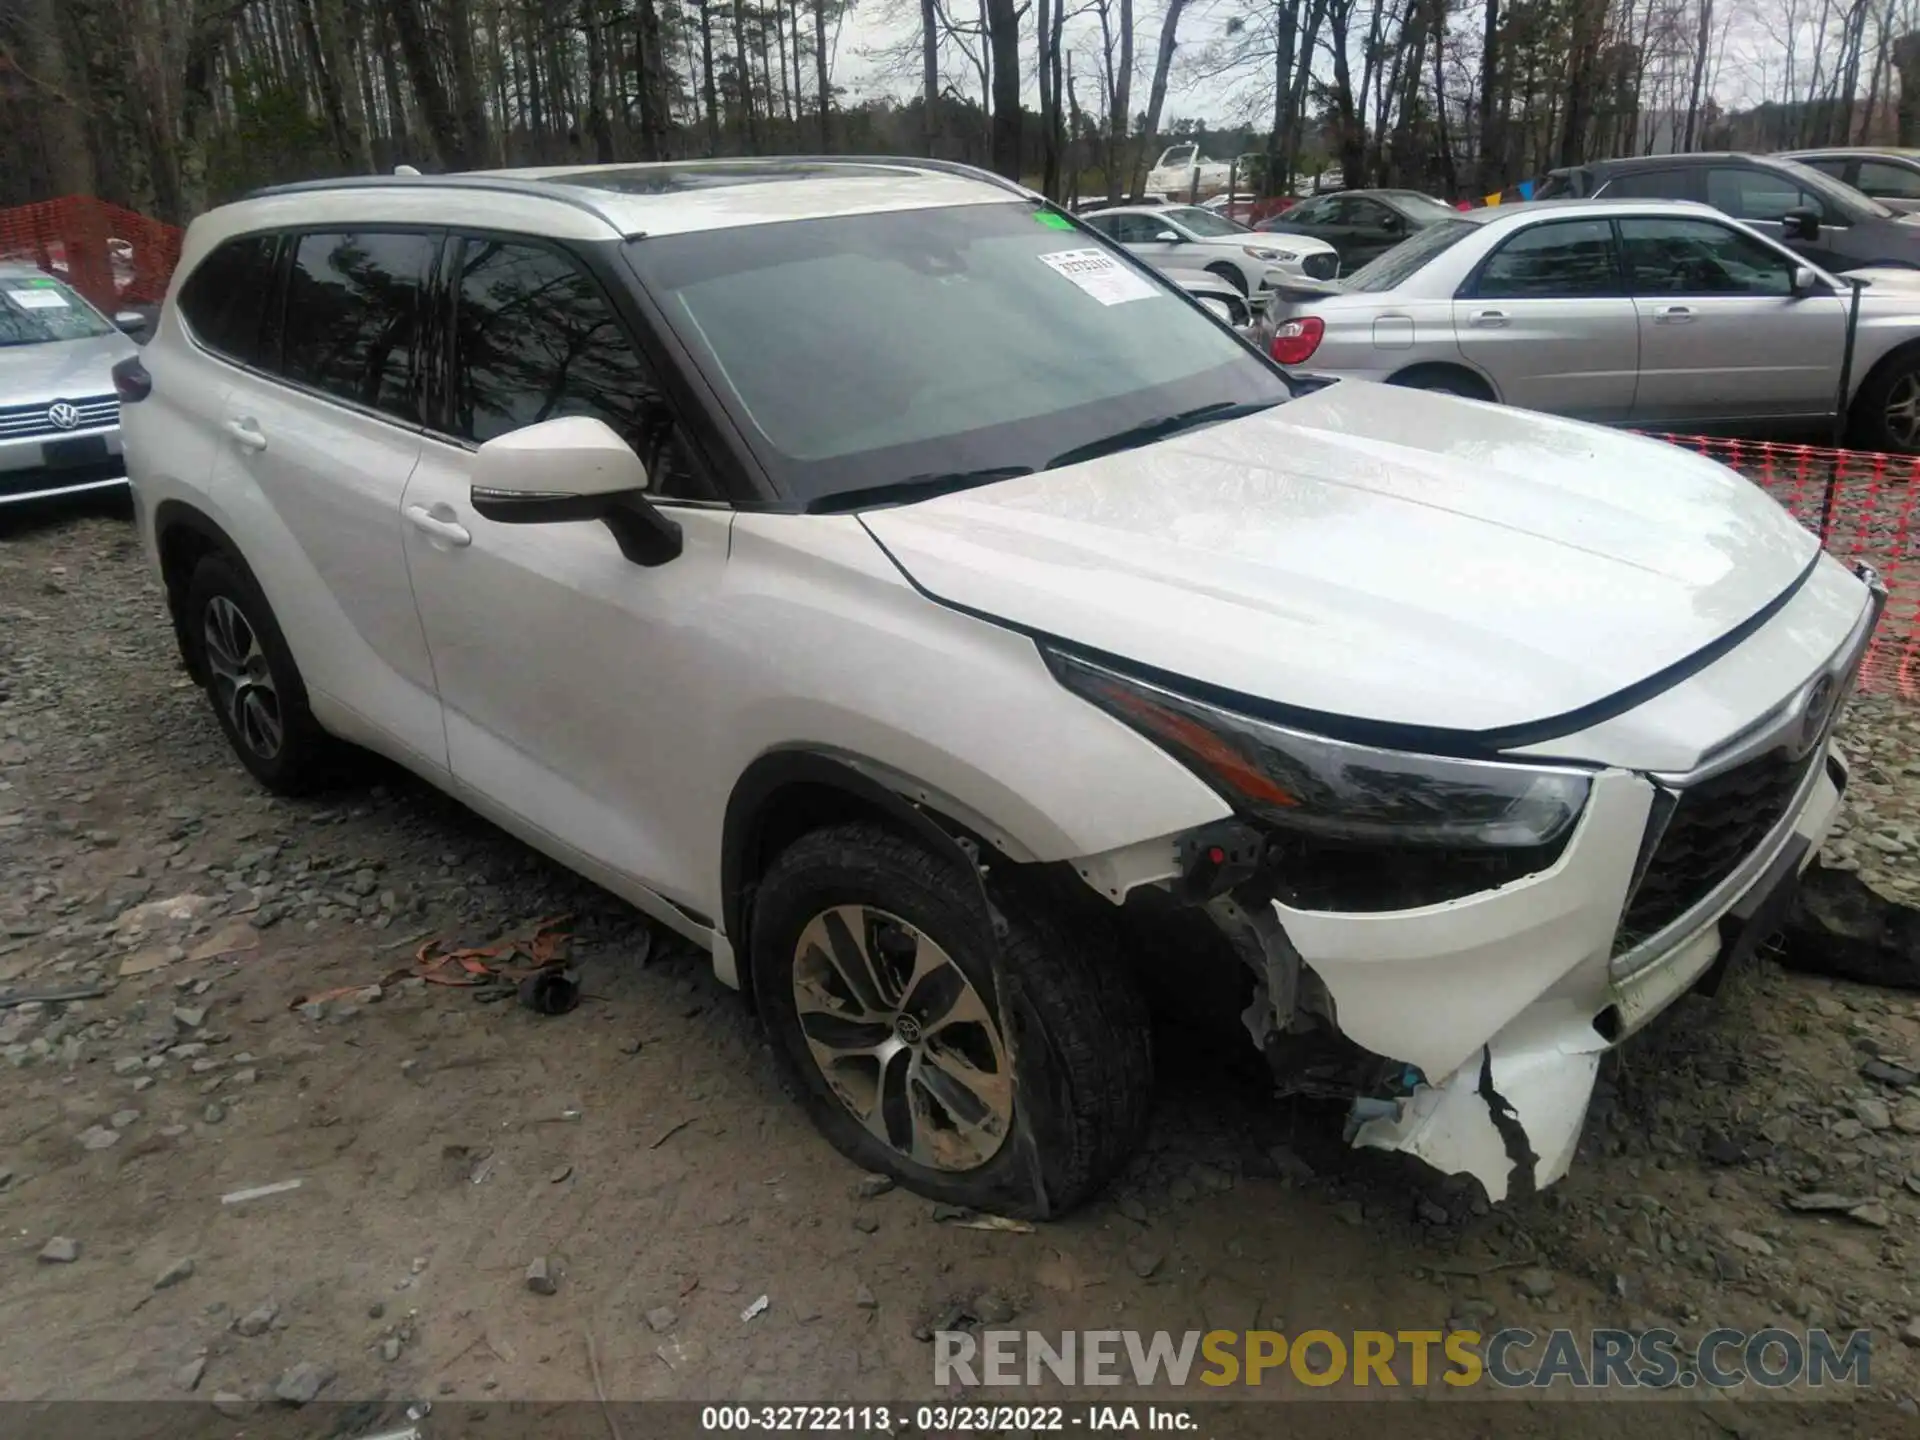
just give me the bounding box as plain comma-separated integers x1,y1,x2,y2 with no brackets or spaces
1283,750,1846,1202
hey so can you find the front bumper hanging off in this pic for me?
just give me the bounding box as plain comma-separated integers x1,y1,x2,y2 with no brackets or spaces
1274,570,1881,1202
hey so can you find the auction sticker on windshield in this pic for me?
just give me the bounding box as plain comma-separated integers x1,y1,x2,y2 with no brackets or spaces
1038,248,1160,306
6,289,70,309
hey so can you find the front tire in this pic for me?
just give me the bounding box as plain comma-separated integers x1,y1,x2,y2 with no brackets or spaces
750,822,1153,1217
1850,352,1920,455
184,552,339,794
1205,262,1250,295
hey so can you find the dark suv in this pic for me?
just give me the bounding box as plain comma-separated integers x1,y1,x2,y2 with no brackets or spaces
1534,152,1920,272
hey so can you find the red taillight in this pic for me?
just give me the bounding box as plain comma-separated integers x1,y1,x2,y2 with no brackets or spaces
1269,316,1324,366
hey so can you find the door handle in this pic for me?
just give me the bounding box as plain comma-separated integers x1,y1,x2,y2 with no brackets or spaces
405,504,471,548
1654,305,1693,323
222,417,267,452
1467,309,1508,328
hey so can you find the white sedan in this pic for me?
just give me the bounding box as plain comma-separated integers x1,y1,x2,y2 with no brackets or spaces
1080,203,1340,299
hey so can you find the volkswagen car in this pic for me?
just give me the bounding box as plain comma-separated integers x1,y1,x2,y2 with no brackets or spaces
0,263,144,508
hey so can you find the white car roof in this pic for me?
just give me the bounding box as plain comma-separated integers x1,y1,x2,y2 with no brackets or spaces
186,158,1026,259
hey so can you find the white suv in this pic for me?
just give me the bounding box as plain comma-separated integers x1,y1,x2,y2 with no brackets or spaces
121,159,1880,1215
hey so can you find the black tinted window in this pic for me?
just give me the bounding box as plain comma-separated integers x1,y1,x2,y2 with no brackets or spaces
179,235,279,365
450,238,716,501
1620,217,1795,296
1706,167,1825,222
280,231,431,421
1858,158,1920,199
1474,219,1622,298
1598,169,1692,200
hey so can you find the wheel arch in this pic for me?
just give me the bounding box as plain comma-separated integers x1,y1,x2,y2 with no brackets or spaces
1848,334,1920,410
720,750,999,1010
153,499,246,683
1385,360,1500,401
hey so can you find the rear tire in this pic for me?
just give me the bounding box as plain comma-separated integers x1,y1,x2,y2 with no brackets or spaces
750,822,1153,1217
184,552,340,795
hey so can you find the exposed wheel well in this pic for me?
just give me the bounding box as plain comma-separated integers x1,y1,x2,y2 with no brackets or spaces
1387,362,1497,401
154,502,242,684
721,754,992,1008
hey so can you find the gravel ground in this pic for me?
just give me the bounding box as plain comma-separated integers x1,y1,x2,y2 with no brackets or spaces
2,501,1919,1433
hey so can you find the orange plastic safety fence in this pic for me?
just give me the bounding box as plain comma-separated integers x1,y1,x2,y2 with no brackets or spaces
1652,434,1920,702
0,196,182,311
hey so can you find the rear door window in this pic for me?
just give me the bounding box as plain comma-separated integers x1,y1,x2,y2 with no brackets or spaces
1470,219,1624,298
1706,167,1825,222
178,234,281,367
279,231,434,423
1597,169,1695,201
1857,158,1920,200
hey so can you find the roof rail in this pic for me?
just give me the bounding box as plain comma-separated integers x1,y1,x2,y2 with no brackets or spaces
807,154,1042,202
244,157,1039,224
242,173,624,227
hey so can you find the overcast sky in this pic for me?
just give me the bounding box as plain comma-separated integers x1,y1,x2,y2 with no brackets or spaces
826,0,1836,134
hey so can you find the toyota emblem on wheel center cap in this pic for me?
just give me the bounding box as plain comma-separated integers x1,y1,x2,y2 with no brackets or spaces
46,401,80,431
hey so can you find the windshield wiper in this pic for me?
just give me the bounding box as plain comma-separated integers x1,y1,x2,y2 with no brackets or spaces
808,465,1035,513
1043,399,1281,471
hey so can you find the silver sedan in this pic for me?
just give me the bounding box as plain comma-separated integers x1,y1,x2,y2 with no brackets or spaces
1250,197,1920,453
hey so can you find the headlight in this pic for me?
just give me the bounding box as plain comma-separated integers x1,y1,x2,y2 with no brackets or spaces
1046,648,1592,908
1244,245,1294,262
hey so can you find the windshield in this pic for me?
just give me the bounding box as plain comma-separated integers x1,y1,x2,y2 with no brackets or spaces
0,276,114,346
1342,217,1482,291
1773,156,1896,220
625,202,1291,507
1164,206,1248,237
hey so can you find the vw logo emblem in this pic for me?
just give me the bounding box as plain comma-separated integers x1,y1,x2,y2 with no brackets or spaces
46,401,80,431
1800,674,1836,753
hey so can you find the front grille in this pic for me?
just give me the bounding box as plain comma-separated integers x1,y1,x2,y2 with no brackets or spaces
1613,749,1815,954
1301,252,1339,281
0,395,118,440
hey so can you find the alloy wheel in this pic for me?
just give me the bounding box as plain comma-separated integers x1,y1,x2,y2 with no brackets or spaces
202,595,283,760
1885,372,1920,450
790,905,1014,1172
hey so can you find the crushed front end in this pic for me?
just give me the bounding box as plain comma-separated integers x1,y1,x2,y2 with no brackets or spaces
1056,559,1883,1202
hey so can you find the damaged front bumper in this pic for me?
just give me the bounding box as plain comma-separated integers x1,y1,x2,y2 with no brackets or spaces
1298,750,1843,1201
1270,567,1882,1203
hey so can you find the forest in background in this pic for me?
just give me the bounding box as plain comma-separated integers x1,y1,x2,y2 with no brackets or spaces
4,0,1920,224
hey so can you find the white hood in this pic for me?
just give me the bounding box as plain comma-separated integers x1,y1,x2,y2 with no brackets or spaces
859,382,1819,736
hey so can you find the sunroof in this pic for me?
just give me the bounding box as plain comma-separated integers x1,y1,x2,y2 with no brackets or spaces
551,161,912,196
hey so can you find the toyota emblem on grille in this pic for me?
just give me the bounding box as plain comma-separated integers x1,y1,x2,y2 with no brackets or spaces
46,401,80,431
1799,674,1837,753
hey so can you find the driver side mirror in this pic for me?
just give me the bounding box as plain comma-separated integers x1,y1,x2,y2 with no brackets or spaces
468,415,683,567
1781,206,1822,243
112,309,149,338
1154,229,1184,244
1790,264,1823,295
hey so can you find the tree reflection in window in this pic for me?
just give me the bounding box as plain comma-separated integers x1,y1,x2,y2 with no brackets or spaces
281,232,430,421
451,239,714,500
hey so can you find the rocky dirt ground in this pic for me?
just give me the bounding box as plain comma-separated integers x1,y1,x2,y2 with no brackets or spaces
3,501,1920,1436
